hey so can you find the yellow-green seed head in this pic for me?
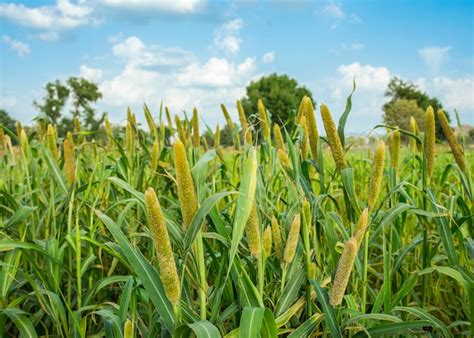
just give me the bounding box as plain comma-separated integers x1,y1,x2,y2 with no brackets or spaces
367,141,385,209
150,140,159,173
295,96,307,125
355,208,369,245
389,128,400,171
284,214,301,264
19,128,29,159
330,237,358,306
438,109,466,173
246,204,261,257
320,104,346,170
175,115,187,146
144,187,180,304
125,120,134,156
424,106,436,179
63,139,75,186
273,124,285,151
221,104,234,130
73,115,81,133
271,216,282,260
173,140,198,229
237,100,252,143
165,107,173,129
202,136,209,152
37,120,46,141
263,226,272,258
5,135,15,163
277,148,292,170
65,132,74,148
124,319,133,338
257,99,271,142
15,121,22,139
409,116,418,152
299,115,310,160
104,115,113,145
144,105,157,141
192,107,200,148
304,97,319,160
46,124,59,161
215,124,221,149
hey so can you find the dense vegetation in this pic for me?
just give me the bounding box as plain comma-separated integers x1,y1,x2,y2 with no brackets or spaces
0,96,472,337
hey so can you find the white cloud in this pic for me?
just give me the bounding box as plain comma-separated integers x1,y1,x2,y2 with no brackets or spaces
111,36,195,69
80,65,103,82
112,36,145,58
315,2,360,29
99,36,258,124
418,46,451,73
0,1,93,29
178,57,256,87
337,62,391,91
214,18,243,55
431,76,474,111
262,51,275,64
321,2,345,19
98,0,205,14
0,0,93,40
2,35,30,57
309,62,393,133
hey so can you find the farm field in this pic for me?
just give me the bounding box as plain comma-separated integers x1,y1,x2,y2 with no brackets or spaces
0,100,472,337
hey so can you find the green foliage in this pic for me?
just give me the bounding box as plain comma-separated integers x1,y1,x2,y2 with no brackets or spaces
383,77,450,140
383,99,425,138
241,73,313,131
33,77,104,136
33,80,70,125
0,100,472,337
0,109,16,133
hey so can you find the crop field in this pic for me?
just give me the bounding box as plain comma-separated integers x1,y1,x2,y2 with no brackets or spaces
0,98,472,337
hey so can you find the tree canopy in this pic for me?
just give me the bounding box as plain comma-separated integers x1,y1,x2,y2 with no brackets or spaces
383,77,450,140
33,77,104,136
0,109,17,133
240,73,313,131
383,99,425,134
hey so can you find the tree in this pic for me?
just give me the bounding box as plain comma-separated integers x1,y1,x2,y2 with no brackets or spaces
383,77,449,140
67,77,104,131
34,77,105,135
383,99,425,136
0,109,17,133
33,80,70,125
240,73,313,131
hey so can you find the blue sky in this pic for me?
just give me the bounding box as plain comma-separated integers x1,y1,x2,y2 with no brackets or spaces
1,0,473,132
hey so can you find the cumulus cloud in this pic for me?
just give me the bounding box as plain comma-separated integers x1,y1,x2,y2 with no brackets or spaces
80,65,103,82
431,76,474,111
262,51,275,64
2,35,30,57
178,57,256,87
315,2,360,29
214,18,243,55
98,0,205,14
337,62,391,91
99,36,258,124
320,2,345,19
0,0,93,29
112,36,195,69
418,46,451,73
